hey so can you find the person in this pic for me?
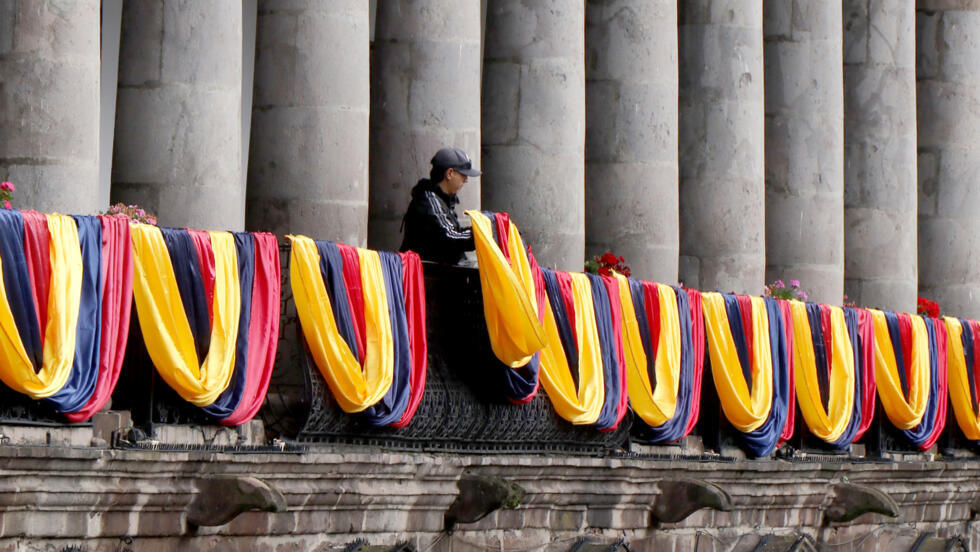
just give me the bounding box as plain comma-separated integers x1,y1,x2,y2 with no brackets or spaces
400,147,481,264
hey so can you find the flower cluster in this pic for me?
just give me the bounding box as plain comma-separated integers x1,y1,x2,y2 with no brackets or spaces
917,297,941,318
102,203,157,225
765,279,808,301
0,181,15,209
584,252,631,277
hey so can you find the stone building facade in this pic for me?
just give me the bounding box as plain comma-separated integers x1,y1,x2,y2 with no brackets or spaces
3,3,980,549
3,0,976,316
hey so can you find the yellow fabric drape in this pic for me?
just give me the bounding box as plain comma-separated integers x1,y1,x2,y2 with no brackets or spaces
131,225,240,406
944,317,980,439
466,211,546,367
0,214,82,398
702,292,773,433
790,302,854,443
870,309,929,430
287,235,395,413
616,275,681,427
537,272,605,425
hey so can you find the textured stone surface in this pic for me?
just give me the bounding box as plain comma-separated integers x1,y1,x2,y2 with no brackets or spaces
112,0,244,230
917,4,980,319
843,0,917,312
678,0,766,295
0,0,101,214
764,0,845,306
585,0,678,283
247,0,370,244
0,446,973,549
369,0,482,252
482,0,586,271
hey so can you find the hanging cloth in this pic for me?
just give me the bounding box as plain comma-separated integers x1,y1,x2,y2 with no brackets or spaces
703,293,790,457
946,317,980,441
221,233,282,427
64,215,134,422
43,215,103,412
131,224,240,406
0,210,81,399
466,210,546,367
870,309,930,429
288,235,395,413
618,274,703,443
536,268,605,425
702,293,773,432
790,302,855,444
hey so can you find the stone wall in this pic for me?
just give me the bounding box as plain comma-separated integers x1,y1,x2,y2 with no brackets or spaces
0,442,974,551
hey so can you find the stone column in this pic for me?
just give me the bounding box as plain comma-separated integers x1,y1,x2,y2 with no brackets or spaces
112,0,244,231
918,3,980,319
0,0,101,214
585,0,678,284
482,0,585,271
763,0,845,305
247,1,369,245
369,0,481,252
678,1,766,294
843,1,917,312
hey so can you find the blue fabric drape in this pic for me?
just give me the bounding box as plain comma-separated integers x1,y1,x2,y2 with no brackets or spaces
723,295,790,457
0,210,42,369
201,232,254,420
361,251,412,426
633,286,695,444
896,317,940,448
588,273,623,431
44,216,103,413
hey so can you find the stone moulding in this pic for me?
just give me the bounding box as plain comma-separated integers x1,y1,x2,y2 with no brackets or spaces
0,446,973,549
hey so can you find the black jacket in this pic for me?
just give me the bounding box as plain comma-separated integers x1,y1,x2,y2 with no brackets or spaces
399,179,475,264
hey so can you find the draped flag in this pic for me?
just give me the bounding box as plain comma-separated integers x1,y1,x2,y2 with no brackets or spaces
467,210,547,403
790,302,876,448
617,276,705,444
0,211,132,420
131,224,280,425
287,235,427,427
702,293,792,457
946,317,980,442
534,268,628,431
870,310,946,450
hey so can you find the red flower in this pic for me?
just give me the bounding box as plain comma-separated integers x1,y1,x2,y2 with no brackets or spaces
917,297,941,318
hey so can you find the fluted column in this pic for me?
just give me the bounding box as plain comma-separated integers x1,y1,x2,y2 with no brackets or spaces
368,0,481,251
843,1,917,312
112,0,244,231
247,1,369,244
918,3,980,319
0,0,101,214
482,0,585,271
678,1,766,294
764,0,845,305
585,0,678,283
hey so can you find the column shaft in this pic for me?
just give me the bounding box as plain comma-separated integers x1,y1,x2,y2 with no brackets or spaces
843,0,917,312
678,1,766,294
369,0,481,251
917,3,980,319
764,0,845,305
482,0,585,271
248,0,369,245
585,0,678,283
0,0,101,214
113,0,244,231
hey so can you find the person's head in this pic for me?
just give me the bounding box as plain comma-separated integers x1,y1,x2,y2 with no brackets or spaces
430,147,481,195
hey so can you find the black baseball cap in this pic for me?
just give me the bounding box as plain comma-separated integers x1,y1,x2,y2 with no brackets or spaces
431,147,481,177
